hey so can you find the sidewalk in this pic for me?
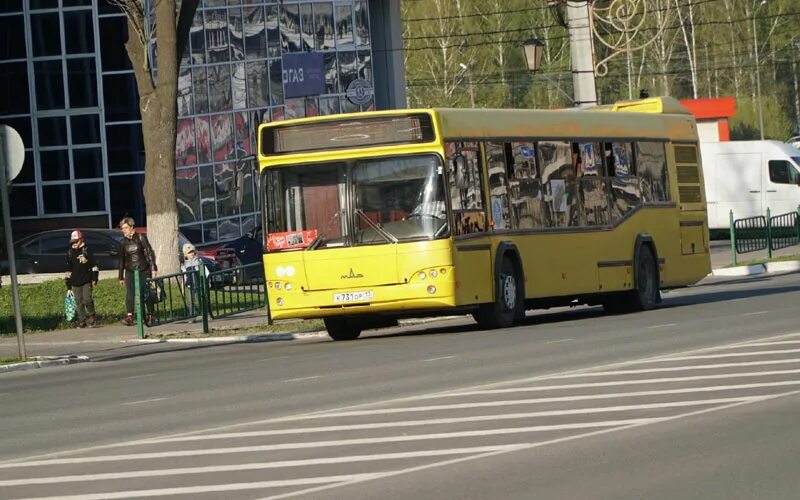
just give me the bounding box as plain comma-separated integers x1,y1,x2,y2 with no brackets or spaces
2,247,799,372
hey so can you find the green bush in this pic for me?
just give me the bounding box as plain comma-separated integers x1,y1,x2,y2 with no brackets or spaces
0,278,126,334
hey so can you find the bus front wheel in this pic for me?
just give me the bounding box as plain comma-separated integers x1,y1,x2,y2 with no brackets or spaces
324,317,362,341
473,258,518,329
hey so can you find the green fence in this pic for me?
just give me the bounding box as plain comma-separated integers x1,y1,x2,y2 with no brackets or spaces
134,262,267,338
729,208,800,266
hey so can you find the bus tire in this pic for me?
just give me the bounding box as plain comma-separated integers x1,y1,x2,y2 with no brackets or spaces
473,257,518,329
324,317,362,341
604,245,658,313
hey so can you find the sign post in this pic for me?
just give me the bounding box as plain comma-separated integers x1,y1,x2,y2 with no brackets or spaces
0,124,26,360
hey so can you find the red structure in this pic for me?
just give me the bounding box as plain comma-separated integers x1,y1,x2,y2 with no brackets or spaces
679,97,737,142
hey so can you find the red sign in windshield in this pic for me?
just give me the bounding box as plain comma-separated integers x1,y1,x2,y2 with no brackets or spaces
267,229,318,251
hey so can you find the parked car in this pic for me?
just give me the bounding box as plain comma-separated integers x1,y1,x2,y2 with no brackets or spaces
214,226,265,284
0,229,123,275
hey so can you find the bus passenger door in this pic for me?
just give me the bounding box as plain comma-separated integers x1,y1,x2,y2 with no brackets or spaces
453,231,493,306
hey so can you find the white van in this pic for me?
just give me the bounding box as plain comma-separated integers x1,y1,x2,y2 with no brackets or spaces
700,140,800,230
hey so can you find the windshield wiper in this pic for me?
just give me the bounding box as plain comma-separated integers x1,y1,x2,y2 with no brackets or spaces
355,209,398,244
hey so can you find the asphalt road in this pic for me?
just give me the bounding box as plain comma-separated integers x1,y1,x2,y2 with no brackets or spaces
1,271,799,499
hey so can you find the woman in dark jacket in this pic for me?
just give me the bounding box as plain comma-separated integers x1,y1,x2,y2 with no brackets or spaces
118,217,158,326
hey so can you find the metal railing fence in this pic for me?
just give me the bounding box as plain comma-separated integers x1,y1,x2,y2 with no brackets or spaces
728,207,800,266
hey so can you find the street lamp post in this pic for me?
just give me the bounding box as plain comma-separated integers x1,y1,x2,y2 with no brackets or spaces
458,62,476,108
522,38,575,105
753,0,767,140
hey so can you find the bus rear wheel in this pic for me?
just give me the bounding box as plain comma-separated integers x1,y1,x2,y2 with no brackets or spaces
324,317,362,341
473,258,518,329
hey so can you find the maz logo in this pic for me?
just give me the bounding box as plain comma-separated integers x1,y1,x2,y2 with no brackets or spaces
341,268,364,279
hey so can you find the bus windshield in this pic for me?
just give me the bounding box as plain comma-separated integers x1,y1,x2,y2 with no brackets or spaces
265,154,448,251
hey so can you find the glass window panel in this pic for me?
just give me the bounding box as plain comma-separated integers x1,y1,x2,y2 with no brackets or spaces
177,167,201,223
178,67,193,117
43,184,73,214
508,142,547,228
103,73,139,122
64,0,92,6
195,116,211,164
208,64,232,112
218,217,241,240
189,10,206,65
284,98,305,120
38,116,68,147
75,182,105,212
446,142,486,234
486,142,512,230
280,4,301,53
70,114,101,145
15,150,35,184
67,58,98,108
64,10,94,54
340,95,358,114
215,162,236,218
636,142,670,202
229,7,245,61
0,1,22,14
232,62,247,108
211,113,234,161
269,58,283,105
335,4,354,49
199,164,216,220
0,15,26,60
73,148,103,178
314,2,334,50
357,50,372,82
192,67,209,114
34,60,65,110
323,53,338,93
300,3,314,51
205,0,226,6
246,61,269,108
40,149,70,181
100,16,131,71
318,95,339,115
265,5,281,57
9,185,36,217
271,106,284,122
109,174,145,225
242,215,257,234
0,62,30,114
176,119,197,167
98,0,122,15
206,9,230,63
305,96,318,117
243,6,267,60
180,224,202,245
2,117,31,148
355,1,370,47
105,123,144,173
233,111,251,157
338,51,357,93
31,13,61,57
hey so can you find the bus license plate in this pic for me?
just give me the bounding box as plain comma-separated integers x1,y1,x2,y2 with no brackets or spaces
333,290,373,303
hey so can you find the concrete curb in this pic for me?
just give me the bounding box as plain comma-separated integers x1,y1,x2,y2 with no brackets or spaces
711,259,800,277
0,355,89,373
133,330,328,344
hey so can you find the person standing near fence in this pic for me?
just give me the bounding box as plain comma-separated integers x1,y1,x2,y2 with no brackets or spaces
117,217,157,326
65,230,98,328
180,242,207,322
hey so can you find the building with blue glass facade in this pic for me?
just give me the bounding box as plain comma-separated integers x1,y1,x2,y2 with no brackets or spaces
0,0,405,245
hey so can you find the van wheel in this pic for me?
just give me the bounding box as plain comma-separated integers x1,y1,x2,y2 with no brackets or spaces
473,258,518,329
604,246,658,314
324,317,362,341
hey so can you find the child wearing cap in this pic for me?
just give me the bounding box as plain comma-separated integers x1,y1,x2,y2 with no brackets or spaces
66,230,99,328
180,242,207,322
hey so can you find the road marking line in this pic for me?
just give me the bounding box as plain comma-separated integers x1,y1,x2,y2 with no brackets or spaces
7,331,800,466
0,446,516,487
542,359,800,378
121,398,167,406
10,473,383,500
714,340,800,348
647,323,676,329
545,339,575,344
422,356,456,362
123,374,157,380
126,397,753,445
641,348,800,362
262,390,800,500
742,311,768,316
0,420,660,469
282,376,321,383
434,369,800,398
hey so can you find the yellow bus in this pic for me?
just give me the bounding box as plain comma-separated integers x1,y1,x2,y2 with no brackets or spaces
256,96,710,340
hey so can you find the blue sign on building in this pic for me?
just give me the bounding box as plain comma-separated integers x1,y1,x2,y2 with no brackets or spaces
282,53,326,98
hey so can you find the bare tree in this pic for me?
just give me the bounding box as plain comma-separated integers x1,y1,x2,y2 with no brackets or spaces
110,0,199,274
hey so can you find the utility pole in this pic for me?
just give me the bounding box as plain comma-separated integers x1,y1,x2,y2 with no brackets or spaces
566,1,598,107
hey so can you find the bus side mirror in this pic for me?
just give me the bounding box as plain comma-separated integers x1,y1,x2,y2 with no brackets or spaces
233,154,257,207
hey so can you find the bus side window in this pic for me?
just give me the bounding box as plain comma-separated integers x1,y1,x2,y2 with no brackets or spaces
608,142,641,219
539,140,573,228
579,142,610,226
446,141,487,236
510,141,546,229
637,142,671,202
486,142,512,230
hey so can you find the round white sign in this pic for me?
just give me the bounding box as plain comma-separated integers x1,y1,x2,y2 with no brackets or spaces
0,124,25,181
